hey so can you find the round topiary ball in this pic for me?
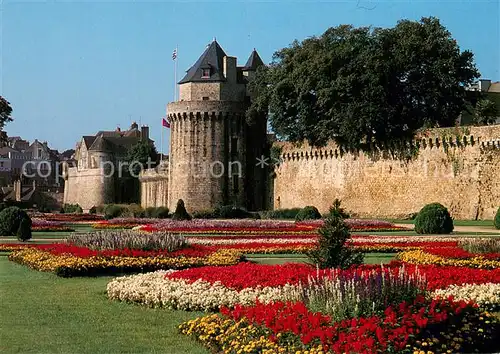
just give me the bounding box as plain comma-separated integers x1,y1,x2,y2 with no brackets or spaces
295,206,322,221
494,207,500,230
0,206,32,237
414,203,454,234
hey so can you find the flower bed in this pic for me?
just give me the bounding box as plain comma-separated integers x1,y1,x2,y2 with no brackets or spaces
38,213,104,223
31,219,75,232
8,245,241,277
398,249,500,269
180,297,499,354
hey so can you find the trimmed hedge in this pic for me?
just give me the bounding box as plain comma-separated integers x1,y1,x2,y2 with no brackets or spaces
295,206,322,221
494,207,500,230
261,208,302,220
414,203,454,234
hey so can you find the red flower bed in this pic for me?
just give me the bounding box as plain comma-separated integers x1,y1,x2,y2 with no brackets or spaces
41,214,104,222
220,296,476,353
35,243,215,258
423,246,500,260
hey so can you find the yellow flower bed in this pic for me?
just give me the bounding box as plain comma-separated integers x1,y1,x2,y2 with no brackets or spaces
179,314,323,354
397,250,500,269
8,248,241,277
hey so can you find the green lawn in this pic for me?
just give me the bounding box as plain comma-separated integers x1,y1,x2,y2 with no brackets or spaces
246,252,396,265
0,256,207,354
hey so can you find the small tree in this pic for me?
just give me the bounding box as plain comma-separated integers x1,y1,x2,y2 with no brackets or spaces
308,214,364,269
0,206,31,237
328,199,350,219
16,217,32,242
172,199,192,221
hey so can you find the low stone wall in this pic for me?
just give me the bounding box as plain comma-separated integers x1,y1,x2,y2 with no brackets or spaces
139,165,169,209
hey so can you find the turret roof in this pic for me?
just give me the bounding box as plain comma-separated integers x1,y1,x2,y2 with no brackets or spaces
242,49,264,71
178,40,228,84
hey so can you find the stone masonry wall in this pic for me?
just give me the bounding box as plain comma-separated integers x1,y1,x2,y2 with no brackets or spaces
139,166,169,208
63,167,114,211
274,126,500,220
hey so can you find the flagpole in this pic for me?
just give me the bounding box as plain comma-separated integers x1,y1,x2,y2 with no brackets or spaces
160,118,163,163
174,45,178,101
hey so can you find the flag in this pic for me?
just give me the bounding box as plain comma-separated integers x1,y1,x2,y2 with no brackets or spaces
172,48,177,60
162,118,170,128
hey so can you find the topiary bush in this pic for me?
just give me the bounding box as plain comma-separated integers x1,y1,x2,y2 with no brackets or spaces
0,206,32,239
261,208,302,220
172,199,192,221
307,214,363,269
153,206,169,219
414,203,454,234
104,204,126,220
295,206,322,221
494,207,500,230
16,216,32,242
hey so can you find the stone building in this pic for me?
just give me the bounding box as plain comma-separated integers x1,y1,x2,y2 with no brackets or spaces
141,40,271,212
64,123,153,211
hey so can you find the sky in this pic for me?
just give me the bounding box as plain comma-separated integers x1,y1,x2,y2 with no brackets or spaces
1,0,499,153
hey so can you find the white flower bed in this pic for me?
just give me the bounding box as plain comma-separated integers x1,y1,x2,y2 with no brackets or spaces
106,271,301,311
432,283,500,307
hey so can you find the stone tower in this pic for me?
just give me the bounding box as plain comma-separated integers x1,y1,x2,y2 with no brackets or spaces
167,40,268,212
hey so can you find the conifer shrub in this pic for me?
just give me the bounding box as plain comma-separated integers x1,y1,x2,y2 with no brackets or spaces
16,216,32,242
89,206,97,214
414,203,454,234
172,199,192,221
494,207,500,230
0,206,32,238
328,199,350,219
295,206,322,221
307,214,363,269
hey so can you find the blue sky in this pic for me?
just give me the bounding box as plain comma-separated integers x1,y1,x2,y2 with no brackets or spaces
1,0,499,152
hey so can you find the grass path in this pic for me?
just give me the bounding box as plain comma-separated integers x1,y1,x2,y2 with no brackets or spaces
0,256,207,354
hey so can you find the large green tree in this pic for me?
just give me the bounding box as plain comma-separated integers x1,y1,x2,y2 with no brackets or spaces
0,96,13,143
248,17,480,148
126,140,158,176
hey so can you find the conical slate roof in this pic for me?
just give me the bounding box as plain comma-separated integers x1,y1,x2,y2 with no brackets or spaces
178,40,228,84
242,49,264,71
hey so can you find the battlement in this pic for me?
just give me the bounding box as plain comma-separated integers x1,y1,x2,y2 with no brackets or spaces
167,101,246,117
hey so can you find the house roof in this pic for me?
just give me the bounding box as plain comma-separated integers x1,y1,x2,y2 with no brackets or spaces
242,49,264,71
178,40,228,84
82,136,97,149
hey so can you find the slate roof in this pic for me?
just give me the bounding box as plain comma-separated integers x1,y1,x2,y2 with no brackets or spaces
242,49,264,71
178,40,228,84
82,136,97,149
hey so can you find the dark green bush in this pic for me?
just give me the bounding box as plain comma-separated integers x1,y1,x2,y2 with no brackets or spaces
128,203,145,218
215,205,254,219
62,204,83,214
16,217,32,242
494,207,500,230
144,207,157,218
89,206,97,214
414,203,454,234
192,209,217,219
153,206,169,219
307,214,363,269
172,199,192,221
104,204,126,220
295,206,322,221
0,206,32,237
328,199,350,219
261,208,302,220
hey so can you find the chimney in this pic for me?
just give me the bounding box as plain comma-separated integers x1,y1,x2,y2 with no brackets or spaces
223,56,237,84
116,126,121,132
14,180,21,202
141,126,149,141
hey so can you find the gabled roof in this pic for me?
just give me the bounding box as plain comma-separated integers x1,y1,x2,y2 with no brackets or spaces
89,135,114,153
178,40,228,84
242,49,264,71
82,136,97,149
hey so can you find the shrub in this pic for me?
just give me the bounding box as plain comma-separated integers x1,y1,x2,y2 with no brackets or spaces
89,206,97,214
261,208,302,220
495,207,500,230
62,204,83,214
16,217,32,242
414,203,454,234
307,214,364,269
128,204,145,218
215,205,254,219
328,199,350,219
172,199,192,221
192,209,217,219
295,206,322,221
0,207,32,237
144,207,157,218
104,204,126,220
153,206,169,219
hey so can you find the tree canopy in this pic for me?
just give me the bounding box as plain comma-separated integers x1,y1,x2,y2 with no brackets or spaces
0,96,13,142
247,17,480,148
126,140,158,176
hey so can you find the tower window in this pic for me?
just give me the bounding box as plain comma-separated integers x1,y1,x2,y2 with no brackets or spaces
201,68,210,78
202,96,209,101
